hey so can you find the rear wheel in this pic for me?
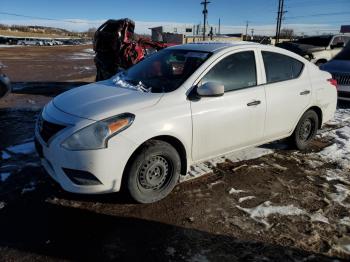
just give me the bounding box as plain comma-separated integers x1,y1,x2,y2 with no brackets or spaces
290,110,319,150
0,75,11,99
126,140,181,203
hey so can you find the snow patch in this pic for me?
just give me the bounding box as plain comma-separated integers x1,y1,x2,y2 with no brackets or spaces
310,211,329,224
166,247,176,256
225,147,273,163
237,201,306,228
21,182,36,194
270,163,288,171
318,126,350,169
328,184,350,208
0,172,11,182
306,159,324,169
83,48,94,54
183,147,273,181
187,253,209,262
229,187,246,194
238,196,255,203
6,142,35,155
335,236,350,255
324,169,350,185
329,108,350,125
340,217,350,227
1,151,11,160
237,201,330,228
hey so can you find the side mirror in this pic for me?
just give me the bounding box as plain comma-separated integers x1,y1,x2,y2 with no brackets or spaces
331,42,345,49
197,82,224,97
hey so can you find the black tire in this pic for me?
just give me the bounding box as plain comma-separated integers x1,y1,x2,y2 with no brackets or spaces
0,75,11,99
126,140,181,203
315,60,327,67
290,110,319,150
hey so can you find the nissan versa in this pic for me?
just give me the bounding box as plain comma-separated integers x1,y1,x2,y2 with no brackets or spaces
35,42,337,203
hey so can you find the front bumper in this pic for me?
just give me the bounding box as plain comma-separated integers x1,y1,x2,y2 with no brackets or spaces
35,103,138,194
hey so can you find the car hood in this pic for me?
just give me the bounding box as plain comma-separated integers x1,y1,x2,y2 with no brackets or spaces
320,60,350,74
295,44,326,53
278,42,326,55
53,79,163,121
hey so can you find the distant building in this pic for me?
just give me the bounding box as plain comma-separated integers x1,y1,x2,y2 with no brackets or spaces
150,25,195,42
341,25,350,33
150,24,243,44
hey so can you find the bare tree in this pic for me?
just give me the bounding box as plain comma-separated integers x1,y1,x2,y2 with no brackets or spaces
280,28,294,40
86,27,97,39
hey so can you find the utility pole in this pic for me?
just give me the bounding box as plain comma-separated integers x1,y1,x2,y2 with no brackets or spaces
275,0,281,45
245,21,249,41
275,0,286,45
251,28,254,39
218,18,221,35
201,0,210,41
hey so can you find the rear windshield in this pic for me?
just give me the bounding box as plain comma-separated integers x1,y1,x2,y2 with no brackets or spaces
296,36,332,47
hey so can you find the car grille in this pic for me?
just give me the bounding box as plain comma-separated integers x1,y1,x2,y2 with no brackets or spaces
38,116,66,143
332,73,350,86
338,91,350,98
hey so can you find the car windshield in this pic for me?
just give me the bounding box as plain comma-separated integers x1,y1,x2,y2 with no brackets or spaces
296,36,332,47
334,44,350,60
114,49,211,93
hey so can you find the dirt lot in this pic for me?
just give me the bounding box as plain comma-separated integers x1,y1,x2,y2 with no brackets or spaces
0,45,350,261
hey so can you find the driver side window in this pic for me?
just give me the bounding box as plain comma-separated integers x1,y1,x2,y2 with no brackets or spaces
201,51,257,92
331,36,343,46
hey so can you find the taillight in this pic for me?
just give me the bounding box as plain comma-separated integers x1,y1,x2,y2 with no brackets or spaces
328,78,338,90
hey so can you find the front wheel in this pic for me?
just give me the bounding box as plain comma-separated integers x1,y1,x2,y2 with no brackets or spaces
290,110,319,150
126,140,181,203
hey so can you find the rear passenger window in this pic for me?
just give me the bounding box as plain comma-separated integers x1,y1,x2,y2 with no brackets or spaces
262,51,304,83
201,51,257,92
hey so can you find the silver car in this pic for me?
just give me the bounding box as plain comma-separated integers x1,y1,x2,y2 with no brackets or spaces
321,42,350,101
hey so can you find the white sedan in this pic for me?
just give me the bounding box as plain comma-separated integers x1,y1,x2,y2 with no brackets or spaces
35,42,337,203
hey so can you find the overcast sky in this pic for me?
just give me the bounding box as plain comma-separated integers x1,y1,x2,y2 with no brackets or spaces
1,0,350,35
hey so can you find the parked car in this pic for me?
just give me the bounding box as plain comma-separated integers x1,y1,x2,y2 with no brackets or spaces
321,42,350,101
43,40,54,46
17,39,40,46
0,63,11,99
277,34,350,66
35,42,337,203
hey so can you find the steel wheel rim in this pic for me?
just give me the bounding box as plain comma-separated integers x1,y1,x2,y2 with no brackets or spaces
299,118,313,142
138,155,173,192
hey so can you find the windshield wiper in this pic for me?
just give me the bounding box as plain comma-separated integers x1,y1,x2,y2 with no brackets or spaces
113,75,150,93
136,81,150,92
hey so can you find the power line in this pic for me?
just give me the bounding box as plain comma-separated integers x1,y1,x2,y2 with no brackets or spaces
286,11,350,20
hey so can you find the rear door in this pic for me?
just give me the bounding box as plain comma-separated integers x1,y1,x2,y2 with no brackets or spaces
190,49,266,161
260,50,311,140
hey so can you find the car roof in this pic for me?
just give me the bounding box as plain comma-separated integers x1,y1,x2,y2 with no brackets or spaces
168,41,259,53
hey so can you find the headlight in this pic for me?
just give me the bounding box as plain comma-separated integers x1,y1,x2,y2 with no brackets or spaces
61,113,134,151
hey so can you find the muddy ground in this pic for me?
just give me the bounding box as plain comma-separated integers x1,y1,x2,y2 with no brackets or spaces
0,45,350,261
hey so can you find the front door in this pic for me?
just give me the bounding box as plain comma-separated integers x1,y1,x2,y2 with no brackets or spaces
190,50,266,161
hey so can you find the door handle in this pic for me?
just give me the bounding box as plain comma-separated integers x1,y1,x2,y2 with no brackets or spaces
247,100,261,106
300,90,311,95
